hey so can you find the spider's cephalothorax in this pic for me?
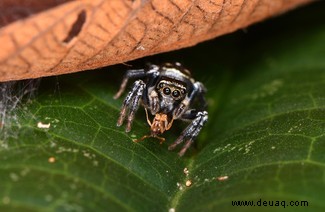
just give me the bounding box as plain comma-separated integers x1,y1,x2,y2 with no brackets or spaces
114,62,208,156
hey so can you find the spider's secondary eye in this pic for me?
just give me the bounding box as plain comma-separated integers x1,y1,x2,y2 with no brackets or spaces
172,90,180,98
163,87,171,95
158,82,164,88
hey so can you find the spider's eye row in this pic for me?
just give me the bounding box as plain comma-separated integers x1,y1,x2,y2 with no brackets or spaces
161,86,182,98
172,90,180,98
158,82,164,88
163,87,171,95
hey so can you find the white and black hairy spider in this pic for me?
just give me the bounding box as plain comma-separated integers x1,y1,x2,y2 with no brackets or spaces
114,62,208,156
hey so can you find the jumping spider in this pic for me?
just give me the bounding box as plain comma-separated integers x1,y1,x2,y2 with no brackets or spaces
114,62,208,156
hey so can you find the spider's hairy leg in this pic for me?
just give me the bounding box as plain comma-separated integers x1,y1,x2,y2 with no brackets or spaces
196,82,208,109
117,80,146,132
114,69,145,99
169,110,208,156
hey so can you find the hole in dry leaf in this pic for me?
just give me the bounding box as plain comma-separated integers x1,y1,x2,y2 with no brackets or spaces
62,10,86,43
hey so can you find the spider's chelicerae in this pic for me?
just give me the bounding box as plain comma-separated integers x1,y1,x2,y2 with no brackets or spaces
114,62,208,156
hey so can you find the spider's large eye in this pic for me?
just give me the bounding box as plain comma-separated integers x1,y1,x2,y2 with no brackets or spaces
163,87,171,95
172,90,181,98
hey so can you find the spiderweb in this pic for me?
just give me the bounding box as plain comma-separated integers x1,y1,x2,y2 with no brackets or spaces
0,79,40,148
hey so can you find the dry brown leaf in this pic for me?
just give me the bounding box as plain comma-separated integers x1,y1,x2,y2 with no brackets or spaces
0,0,313,82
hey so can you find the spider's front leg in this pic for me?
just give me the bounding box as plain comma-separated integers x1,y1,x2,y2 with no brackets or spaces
117,80,146,132
168,110,208,156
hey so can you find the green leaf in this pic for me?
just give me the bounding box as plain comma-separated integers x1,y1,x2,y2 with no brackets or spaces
1,2,325,212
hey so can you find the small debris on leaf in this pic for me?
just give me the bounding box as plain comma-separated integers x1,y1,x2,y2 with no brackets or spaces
37,122,50,129
48,157,56,163
183,167,189,176
168,208,175,212
217,175,229,181
176,182,183,190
